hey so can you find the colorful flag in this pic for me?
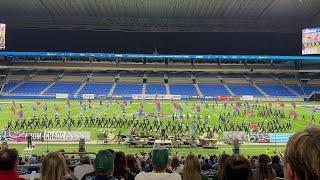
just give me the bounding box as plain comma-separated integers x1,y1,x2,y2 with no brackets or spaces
195,105,201,113
11,106,16,115
246,107,254,116
17,109,24,119
66,99,71,108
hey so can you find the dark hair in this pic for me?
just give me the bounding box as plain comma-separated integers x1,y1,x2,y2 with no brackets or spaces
0,149,19,170
222,155,252,180
153,164,167,172
114,151,130,179
258,154,275,180
126,154,137,170
218,154,230,180
81,156,91,165
171,156,180,170
271,155,280,165
250,155,258,170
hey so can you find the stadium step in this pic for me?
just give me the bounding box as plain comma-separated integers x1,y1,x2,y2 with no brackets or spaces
275,76,300,97
165,83,171,95
253,84,268,97
40,81,57,95
194,83,203,97
108,82,117,96
142,83,146,95
281,83,300,97
8,81,25,93
76,81,87,94
223,83,235,96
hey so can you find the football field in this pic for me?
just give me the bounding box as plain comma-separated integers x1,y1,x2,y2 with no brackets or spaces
0,99,319,156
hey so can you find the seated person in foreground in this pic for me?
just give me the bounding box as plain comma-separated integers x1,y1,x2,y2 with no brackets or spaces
284,127,320,180
0,148,26,180
94,149,117,180
135,146,181,180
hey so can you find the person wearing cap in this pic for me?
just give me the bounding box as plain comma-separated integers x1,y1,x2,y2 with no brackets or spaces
135,147,181,180
95,150,117,180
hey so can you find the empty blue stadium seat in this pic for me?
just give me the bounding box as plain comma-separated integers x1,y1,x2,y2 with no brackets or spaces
301,85,320,95
287,84,305,95
114,83,142,95
2,81,21,92
228,84,262,96
46,82,81,94
146,83,166,94
12,82,50,94
79,82,112,94
198,84,230,96
169,84,197,96
258,84,296,96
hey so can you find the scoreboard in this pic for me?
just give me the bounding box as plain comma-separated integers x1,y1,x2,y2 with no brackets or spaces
302,27,320,55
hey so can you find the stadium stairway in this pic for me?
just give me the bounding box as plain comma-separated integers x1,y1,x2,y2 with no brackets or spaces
165,83,171,95
40,73,63,95
7,72,37,93
223,84,235,96
108,82,117,96
194,83,203,97
253,83,268,97
75,80,88,94
0,71,10,93
271,74,300,97
40,81,57,95
6,71,37,93
142,83,146,95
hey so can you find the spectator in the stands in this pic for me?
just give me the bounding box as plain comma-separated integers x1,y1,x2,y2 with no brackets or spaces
73,156,94,180
113,151,134,180
181,154,208,180
250,156,258,170
221,155,253,180
171,156,183,174
0,148,25,180
252,154,276,180
127,154,141,175
284,127,320,180
94,149,116,180
166,156,173,173
135,147,181,180
18,157,26,165
40,152,76,180
216,153,230,180
201,158,212,171
271,155,283,178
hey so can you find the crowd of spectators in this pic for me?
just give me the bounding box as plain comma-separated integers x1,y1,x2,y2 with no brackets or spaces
0,127,319,180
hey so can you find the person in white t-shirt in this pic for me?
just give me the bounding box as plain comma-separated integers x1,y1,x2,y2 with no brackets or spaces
135,147,181,180
73,156,94,180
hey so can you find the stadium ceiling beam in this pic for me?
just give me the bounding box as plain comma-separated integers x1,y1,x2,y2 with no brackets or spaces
0,16,303,33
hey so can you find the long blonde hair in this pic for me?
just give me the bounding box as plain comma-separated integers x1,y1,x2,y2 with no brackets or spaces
181,154,202,180
41,152,69,180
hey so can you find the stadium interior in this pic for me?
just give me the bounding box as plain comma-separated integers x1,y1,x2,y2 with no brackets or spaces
0,0,320,180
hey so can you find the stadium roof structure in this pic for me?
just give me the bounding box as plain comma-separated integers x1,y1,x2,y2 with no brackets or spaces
0,0,320,32
1,51,319,61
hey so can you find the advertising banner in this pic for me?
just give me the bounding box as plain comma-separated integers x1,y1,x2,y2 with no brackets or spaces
0,131,90,142
248,133,292,143
82,94,95,99
56,93,69,99
223,131,245,144
132,94,181,100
